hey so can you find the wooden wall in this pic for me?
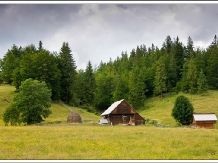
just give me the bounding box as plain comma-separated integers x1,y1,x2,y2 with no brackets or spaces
109,113,145,125
193,121,216,129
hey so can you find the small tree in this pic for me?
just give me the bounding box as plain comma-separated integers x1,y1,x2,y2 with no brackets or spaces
3,104,20,126
171,95,194,125
3,78,52,126
197,69,208,93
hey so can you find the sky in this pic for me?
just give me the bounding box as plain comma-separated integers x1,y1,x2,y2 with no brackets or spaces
0,1,218,70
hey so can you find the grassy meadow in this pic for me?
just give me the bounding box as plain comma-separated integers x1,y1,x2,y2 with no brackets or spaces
140,91,218,128
0,84,218,160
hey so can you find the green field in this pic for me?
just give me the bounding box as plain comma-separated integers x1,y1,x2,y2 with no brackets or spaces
0,84,218,160
140,91,218,128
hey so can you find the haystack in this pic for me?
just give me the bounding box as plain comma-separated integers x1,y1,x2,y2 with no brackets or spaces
67,110,82,123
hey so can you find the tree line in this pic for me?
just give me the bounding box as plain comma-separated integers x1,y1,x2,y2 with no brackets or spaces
0,35,218,112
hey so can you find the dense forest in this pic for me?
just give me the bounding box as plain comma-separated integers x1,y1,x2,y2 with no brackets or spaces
0,35,218,112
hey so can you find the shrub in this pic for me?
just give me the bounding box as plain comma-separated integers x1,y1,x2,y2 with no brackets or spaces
171,95,194,125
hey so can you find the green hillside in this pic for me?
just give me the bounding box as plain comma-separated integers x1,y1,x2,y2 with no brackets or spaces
139,91,218,128
0,84,100,126
0,84,218,128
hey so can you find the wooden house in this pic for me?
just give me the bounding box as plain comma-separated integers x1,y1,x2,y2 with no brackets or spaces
192,113,217,129
101,99,146,126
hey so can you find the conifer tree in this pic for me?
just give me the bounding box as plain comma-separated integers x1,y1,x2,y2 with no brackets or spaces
207,45,218,88
171,95,194,125
211,35,218,47
187,59,198,94
76,69,86,105
84,61,95,105
197,69,208,93
186,36,194,59
1,45,21,84
38,40,43,51
94,73,114,111
174,36,184,80
58,42,77,104
128,66,146,108
154,59,167,99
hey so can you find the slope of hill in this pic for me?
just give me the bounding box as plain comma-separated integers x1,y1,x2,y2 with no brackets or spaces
0,84,218,128
0,84,100,126
139,91,218,128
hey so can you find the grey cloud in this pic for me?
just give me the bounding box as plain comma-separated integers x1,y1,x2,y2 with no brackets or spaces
0,4,82,44
1,3,218,69
115,4,128,10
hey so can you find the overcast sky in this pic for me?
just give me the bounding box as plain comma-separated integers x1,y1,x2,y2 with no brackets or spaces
0,2,218,70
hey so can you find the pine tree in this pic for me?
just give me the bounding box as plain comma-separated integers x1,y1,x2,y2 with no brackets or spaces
165,52,177,92
186,36,195,59
187,59,198,94
76,69,86,106
113,75,129,102
94,73,114,111
180,61,189,92
197,69,208,93
211,35,218,47
128,66,146,108
58,42,77,104
165,35,172,54
38,40,43,51
154,59,167,99
174,36,184,80
206,45,218,89
84,61,95,105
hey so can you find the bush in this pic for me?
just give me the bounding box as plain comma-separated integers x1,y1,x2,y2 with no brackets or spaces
171,95,194,125
146,118,157,125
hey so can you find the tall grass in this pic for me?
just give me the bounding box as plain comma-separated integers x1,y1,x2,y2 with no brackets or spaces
0,125,218,160
1,84,218,160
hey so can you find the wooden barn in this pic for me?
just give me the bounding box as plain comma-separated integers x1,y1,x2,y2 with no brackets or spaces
100,99,146,126
192,113,217,129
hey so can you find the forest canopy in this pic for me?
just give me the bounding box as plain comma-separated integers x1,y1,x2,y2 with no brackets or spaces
0,35,218,111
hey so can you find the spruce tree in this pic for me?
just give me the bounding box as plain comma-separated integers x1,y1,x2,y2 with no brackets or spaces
76,69,86,105
211,35,218,47
154,59,167,99
38,40,43,51
186,36,194,59
84,61,95,105
207,45,218,88
174,36,184,80
187,59,198,94
128,66,146,108
197,69,208,93
94,73,114,111
58,42,77,104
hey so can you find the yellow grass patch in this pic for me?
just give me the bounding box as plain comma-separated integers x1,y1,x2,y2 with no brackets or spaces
0,125,218,160
1,85,218,160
